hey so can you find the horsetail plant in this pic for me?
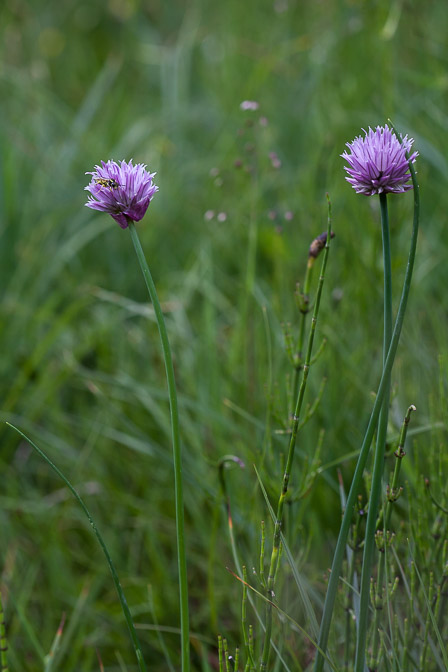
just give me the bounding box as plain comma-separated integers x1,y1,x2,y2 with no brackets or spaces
314,123,419,672
368,404,416,667
84,159,190,672
260,196,333,670
290,232,327,405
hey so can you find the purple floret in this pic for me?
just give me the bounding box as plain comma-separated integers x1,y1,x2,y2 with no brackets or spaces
341,125,418,196
85,159,158,228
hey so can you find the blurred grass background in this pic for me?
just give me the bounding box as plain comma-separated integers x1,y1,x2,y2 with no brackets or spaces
1,0,448,670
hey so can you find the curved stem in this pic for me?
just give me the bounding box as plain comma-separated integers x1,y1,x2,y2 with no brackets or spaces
6,423,148,672
354,193,392,670
313,134,420,672
128,221,190,672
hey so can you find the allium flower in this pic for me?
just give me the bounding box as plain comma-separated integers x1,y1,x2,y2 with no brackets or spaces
85,159,158,228
341,125,418,196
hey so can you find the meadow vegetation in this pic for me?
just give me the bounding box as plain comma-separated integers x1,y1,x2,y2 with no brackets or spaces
1,1,447,670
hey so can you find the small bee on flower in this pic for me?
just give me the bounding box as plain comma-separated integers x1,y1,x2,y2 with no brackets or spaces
85,159,158,229
94,177,123,190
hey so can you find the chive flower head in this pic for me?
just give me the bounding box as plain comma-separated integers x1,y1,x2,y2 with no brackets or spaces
341,125,418,196
85,159,158,228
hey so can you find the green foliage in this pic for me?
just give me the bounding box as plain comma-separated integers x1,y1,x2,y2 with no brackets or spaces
1,0,447,670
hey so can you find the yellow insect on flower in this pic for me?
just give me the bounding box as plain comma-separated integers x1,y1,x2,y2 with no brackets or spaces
94,177,122,190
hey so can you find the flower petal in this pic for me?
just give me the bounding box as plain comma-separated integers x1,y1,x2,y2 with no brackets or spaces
341,125,417,196
85,159,159,227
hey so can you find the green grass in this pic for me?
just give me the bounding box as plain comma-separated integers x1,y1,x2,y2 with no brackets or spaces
1,0,448,670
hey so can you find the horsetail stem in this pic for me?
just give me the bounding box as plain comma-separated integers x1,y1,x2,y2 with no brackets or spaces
260,197,333,670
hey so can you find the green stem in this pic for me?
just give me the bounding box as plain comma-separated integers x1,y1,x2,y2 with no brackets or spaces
292,259,313,406
219,464,292,672
261,206,333,671
313,131,420,672
242,566,257,671
6,423,147,672
379,193,393,357
354,193,392,671
369,404,415,668
128,221,190,672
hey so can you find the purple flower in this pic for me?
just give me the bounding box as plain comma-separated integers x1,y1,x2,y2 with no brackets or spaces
240,100,259,111
85,159,158,228
341,125,418,196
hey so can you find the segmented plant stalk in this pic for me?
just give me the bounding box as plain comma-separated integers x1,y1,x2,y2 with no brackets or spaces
242,566,257,671
354,192,392,671
291,259,313,405
219,458,288,669
128,220,190,672
314,128,420,672
249,626,255,663
224,638,231,672
369,404,415,666
401,617,410,669
260,203,333,671
219,635,224,672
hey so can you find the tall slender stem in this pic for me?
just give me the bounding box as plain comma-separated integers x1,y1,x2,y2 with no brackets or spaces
260,207,332,671
128,221,190,672
354,193,392,670
292,259,313,408
313,135,420,672
368,404,415,669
